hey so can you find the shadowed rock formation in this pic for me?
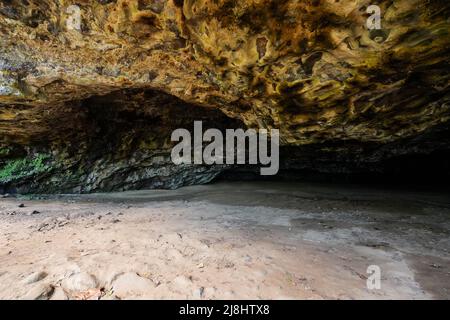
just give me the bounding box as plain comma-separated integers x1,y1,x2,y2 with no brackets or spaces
0,0,449,193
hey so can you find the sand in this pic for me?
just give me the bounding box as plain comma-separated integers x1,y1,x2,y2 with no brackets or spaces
0,181,449,300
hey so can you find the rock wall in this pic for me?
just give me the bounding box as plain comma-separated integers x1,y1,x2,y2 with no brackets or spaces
0,89,243,193
0,0,449,193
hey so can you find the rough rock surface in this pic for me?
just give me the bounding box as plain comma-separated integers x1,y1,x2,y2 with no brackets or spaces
0,0,449,193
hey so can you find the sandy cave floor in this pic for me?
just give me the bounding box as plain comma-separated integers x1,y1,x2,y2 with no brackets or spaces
0,181,449,300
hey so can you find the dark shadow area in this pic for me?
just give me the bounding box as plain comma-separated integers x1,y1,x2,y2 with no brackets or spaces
215,121,450,193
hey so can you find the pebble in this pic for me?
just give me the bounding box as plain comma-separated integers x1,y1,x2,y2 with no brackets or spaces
27,210,40,216
111,272,156,298
22,271,48,284
61,272,98,293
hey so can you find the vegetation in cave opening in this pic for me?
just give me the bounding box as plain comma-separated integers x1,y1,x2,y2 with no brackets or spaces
0,153,52,184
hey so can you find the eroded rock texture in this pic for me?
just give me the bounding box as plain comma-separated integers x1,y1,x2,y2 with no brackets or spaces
0,0,449,193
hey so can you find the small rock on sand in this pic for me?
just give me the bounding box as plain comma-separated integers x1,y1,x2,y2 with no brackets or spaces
22,271,48,284
112,272,156,298
61,272,98,293
27,210,40,216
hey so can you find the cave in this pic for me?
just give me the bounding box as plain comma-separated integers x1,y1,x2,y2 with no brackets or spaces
0,0,449,302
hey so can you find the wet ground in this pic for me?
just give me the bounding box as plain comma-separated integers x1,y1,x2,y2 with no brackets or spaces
0,181,449,299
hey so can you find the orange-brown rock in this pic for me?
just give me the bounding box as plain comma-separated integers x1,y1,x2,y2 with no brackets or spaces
0,1,449,193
